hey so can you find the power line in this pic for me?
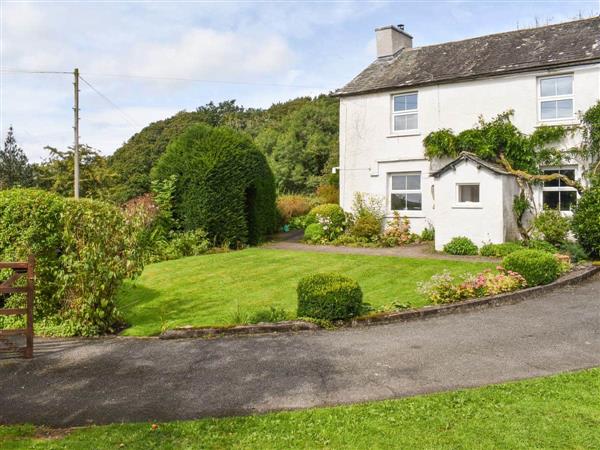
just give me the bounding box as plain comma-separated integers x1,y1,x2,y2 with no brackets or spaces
1,68,328,89
79,75,139,127
83,72,327,89
1,69,73,75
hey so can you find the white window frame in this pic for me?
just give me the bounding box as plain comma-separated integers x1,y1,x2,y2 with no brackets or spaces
541,166,578,213
456,183,481,206
538,74,574,123
388,172,422,212
391,92,418,134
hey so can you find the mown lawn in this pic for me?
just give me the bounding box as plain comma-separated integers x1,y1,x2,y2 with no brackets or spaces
2,368,599,449
116,248,492,335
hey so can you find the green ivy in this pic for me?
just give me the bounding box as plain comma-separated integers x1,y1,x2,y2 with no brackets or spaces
424,111,567,173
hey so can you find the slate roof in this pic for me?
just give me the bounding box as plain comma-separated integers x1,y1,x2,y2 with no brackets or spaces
337,16,600,96
431,152,511,178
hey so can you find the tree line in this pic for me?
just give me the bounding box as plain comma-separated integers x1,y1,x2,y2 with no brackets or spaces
0,95,340,203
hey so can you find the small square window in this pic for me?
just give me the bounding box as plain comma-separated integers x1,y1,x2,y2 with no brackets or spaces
458,184,480,203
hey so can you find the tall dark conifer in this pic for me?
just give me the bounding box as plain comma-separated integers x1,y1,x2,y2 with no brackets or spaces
0,126,32,188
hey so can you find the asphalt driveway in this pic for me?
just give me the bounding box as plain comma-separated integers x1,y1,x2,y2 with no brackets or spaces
1,274,599,427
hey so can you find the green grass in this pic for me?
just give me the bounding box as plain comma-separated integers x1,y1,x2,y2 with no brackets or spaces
116,248,492,335
2,369,599,449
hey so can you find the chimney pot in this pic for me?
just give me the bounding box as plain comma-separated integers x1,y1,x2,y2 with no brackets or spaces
375,24,412,58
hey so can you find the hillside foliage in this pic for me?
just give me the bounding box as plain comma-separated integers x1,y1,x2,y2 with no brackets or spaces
109,96,339,202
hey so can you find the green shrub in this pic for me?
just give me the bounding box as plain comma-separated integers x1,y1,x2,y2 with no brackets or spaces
420,226,435,242
304,223,325,243
350,214,381,239
149,229,212,263
297,273,363,321
248,306,289,324
479,242,523,257
152,124,277,246
0,189,143,336
288,214,310,231
525,239,557,253
306,203,346,240
532,209,571,245
572,185,600,258
502,249,561,286
443,237,478,255
306,203,346,228
559,241,589,263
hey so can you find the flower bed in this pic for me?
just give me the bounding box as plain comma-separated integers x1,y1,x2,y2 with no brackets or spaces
418,267,528,304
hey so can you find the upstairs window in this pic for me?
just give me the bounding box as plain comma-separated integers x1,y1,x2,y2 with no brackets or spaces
392,93,418,131
539,75,573,121
390,172,421,211
542,167,577,211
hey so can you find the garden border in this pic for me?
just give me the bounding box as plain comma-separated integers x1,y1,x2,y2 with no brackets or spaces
159,265,599,339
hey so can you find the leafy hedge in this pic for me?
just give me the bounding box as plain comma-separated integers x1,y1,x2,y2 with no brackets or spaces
297,273,363,321
0,189,143,335
502,249,560,286
479,242,523,258
152,124,277,246
572,184,600,258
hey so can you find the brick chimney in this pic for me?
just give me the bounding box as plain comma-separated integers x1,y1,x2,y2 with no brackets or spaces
375,24,413,58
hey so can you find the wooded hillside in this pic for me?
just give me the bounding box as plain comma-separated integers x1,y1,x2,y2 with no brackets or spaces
109,95,339,203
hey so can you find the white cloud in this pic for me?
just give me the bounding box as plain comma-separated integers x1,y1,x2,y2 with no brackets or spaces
108,28,295,80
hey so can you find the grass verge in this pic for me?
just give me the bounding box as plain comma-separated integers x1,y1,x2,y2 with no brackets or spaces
2,368,599,449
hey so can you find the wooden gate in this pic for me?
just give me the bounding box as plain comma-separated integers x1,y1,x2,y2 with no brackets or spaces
0,256,34,358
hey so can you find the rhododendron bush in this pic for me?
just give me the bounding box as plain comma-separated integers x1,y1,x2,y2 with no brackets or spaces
418,267,527,304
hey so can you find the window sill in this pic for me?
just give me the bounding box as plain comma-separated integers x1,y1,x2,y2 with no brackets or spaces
452,203,483,209
536,119,579,127
387,211,424,218
387,131,421,138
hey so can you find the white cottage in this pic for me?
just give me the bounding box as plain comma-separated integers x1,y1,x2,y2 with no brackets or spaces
335,17,600,250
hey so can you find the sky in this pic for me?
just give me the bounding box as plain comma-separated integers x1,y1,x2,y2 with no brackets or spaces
1,0,599,162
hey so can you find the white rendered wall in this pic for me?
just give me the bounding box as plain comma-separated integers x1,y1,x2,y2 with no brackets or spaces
339,64,600,239
433,163,506,250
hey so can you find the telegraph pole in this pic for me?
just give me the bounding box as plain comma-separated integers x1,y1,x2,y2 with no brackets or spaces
73,68,80,199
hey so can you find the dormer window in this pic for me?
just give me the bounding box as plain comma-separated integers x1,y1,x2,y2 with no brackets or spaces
392,92,418,132
538,75,574,121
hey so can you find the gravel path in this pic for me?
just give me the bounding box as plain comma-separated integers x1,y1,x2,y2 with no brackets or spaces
264,231,498,262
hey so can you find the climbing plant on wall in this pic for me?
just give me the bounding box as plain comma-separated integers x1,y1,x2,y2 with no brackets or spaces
423,106,600,240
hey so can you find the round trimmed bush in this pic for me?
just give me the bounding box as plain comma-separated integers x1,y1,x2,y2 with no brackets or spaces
443,236,478,255
572,185,600,258
297,273,363,320
152,124,277,246
502,249,561,286
306,203,346,229
304,223,324,243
